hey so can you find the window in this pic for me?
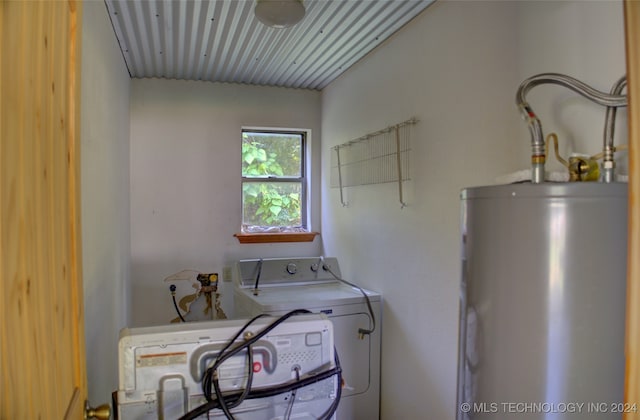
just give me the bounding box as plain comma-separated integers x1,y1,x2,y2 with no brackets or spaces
241,129,307,233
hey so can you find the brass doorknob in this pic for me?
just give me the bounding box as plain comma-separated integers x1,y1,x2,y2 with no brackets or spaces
84,400,110,420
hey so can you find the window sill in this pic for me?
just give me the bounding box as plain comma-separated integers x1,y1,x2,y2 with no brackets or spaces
234,232,319,244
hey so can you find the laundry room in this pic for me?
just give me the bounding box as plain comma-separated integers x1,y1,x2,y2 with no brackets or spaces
2,0,638,419
77,0,636,418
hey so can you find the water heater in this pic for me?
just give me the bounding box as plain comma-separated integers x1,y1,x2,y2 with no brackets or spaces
456,183,628,419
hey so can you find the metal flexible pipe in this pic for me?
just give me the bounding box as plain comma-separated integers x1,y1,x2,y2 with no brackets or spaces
516,73,627,183
602,75,627,183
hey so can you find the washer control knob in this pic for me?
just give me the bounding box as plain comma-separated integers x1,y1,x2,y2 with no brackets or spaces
310,263,319,272
286,262,297,275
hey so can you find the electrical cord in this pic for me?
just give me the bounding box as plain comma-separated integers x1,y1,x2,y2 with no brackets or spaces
320,258,376,338
179,309,342,420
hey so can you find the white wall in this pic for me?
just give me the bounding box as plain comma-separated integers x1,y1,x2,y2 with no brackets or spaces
81,0,131,408
129,80,322,326
320,1,627,419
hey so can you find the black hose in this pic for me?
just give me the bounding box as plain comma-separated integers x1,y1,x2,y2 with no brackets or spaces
253,258,263,296
170,285,186,322
180,361,342,420
180,309,342,420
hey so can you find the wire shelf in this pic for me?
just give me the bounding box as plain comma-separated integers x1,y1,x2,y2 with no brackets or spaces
330,117,417,208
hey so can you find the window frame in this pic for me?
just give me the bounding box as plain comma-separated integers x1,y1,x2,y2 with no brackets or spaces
240,128,308,232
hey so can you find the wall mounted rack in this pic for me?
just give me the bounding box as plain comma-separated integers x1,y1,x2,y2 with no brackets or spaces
330,117,417,208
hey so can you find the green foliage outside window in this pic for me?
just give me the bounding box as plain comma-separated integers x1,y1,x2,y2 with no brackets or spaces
242,132,303,227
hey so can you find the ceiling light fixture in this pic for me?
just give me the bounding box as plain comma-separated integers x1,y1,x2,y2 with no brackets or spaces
255,0,305,29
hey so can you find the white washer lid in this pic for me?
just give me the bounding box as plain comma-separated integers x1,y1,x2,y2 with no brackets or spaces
237,282,381,312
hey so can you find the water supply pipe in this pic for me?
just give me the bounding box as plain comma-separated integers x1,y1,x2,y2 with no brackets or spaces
602,75,627,183
516,73,627,183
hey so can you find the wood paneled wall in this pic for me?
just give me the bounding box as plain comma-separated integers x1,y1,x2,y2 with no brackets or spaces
0,1,85,418
625,1,640,418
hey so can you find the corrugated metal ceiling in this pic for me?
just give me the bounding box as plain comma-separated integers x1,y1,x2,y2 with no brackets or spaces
105,0,434,90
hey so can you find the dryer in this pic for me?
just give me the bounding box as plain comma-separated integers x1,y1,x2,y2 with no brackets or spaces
234,257,382,420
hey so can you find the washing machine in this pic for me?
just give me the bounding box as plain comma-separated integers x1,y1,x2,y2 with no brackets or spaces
233,257,382,420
